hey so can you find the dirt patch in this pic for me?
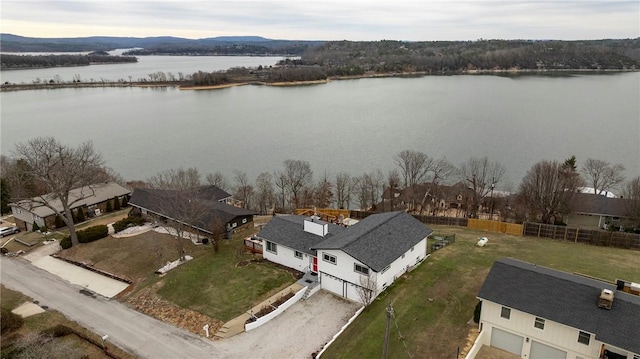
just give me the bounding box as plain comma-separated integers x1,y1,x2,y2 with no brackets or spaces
126,284,223,339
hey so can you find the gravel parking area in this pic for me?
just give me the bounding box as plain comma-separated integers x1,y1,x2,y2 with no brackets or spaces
216,290,362,359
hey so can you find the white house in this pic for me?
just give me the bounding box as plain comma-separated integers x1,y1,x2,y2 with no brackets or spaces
256,211,432,303
469,258,640,359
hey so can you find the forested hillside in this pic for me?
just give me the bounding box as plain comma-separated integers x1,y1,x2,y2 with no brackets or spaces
1,53,137,70
300,39,640,75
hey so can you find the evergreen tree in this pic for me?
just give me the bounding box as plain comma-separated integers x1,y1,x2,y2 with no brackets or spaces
32,221,40,232
106,199,113,213
0,178,10,215
113,196,121,210
55,215,65,229
76,208,85,222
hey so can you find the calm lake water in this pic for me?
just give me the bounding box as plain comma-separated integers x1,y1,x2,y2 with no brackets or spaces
1,58,638,192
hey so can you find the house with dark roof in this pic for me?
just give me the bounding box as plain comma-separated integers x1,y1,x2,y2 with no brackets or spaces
467,258,640,359
9,182,131,231
565,193,635,230
128,186,256,238
256,211,432,303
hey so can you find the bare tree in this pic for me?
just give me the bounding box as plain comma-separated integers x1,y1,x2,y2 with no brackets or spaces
395,150,432,187
519,160,583,224
282,159,313,210
622,176,640,224
9,332,76,359
580,158,625,195
314,171,334,208
385,169,401,211
233,170,254,209
355,273,377,306
12,137,109,246
147,167,208,260
335,172,353,209
430,157,456,185
205,171,230,191
255,172,275,215
458,156,506,218
273,170,288,212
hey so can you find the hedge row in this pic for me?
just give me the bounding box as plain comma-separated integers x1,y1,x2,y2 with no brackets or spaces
112,216,145,233
61,224,108,249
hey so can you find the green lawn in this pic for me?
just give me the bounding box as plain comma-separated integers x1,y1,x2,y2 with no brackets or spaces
321,226,640,359
156,232,296,322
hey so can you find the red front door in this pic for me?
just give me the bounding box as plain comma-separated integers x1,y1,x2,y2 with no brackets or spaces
312,257,318,273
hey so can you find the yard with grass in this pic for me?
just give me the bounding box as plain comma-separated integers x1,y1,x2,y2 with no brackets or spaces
321,226,640,359
57,224,296,327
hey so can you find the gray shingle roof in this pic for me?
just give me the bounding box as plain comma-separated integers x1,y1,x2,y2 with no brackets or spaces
570,193,629,217
10,182,131,217
313,211,432,271
256,215,347,256
478,258,640,353
128,187,255,233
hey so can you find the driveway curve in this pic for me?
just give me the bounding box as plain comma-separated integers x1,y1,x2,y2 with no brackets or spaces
1,257,361,358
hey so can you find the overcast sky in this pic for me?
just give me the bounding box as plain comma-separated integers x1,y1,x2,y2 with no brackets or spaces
1,1,638,41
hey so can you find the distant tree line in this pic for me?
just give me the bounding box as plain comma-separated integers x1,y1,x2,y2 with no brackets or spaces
300,39,640,74
122,43,312,56
0,53,137,70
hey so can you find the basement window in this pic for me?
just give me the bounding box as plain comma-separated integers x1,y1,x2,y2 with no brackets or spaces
534,317,545,330
500,307,511,319
577,331,590,345
294,250,303,259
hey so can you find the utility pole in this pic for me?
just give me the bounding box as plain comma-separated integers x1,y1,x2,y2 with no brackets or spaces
382,301,394,359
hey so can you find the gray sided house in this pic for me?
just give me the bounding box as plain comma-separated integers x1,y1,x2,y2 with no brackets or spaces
473,258,640,359
257,211,433,303
9,182,131,231
565,193,635,230
128,186,256,238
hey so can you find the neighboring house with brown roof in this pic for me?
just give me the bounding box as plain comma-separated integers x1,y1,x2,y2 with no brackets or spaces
9,182,131,231
565,193,635,230
380,182,475,216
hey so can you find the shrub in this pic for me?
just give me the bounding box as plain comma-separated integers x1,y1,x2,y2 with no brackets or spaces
76,225,108,243
113,197,121,210
106,199,113,213
55,215,65,229
1,307,24,333
473,301,482,323
112,216,145,233
41,324,73,337
121,196,128,207
60,237,72,249
32,221,40,232
76,208,85,222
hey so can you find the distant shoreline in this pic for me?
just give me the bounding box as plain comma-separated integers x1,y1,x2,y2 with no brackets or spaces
1,69,637,92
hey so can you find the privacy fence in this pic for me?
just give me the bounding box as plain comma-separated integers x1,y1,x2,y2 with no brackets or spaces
348,210,640,251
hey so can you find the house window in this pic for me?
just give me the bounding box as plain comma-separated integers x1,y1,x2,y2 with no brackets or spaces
294,250,303,259
323,253,337,265
534,317,545,330
242,218,247,224
381,265,390,274
577,331,590,345
500,307,511,319
266,241,277,254
16,208,22,214
354,263,369,275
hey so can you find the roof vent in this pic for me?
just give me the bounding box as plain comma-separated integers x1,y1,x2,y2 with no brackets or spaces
598,289,614,310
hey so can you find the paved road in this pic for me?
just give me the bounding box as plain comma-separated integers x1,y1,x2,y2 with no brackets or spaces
1,257,220,358
1,256,361,359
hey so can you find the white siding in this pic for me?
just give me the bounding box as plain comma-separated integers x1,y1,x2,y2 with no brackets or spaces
262,241,309,273
478,300,627,359
376,237,428,293
317,236,428,303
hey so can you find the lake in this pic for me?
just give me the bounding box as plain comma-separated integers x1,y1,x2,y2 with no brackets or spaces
1,59,638,193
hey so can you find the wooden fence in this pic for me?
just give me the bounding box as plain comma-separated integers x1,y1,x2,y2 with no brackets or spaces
523,222,640,250
468,219,524,236
349,210,639,251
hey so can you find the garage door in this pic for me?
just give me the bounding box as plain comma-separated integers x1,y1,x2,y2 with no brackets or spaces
321,274,344,298
490,327,523,356
530,340,567,359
